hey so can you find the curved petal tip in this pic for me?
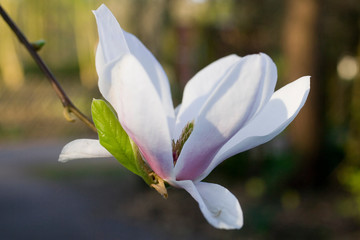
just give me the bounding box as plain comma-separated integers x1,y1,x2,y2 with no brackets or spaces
59,139,112,163
172,180,243,229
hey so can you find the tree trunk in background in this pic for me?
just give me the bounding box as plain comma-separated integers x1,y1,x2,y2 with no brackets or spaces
0,0,24,90
73,0,97,88
283,0,322,185
138,0,167,55
175,25,194,88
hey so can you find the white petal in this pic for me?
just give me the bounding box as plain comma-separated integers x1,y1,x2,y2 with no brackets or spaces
252,53,278,116
93,4,130,71
124,33,175,122
174,55,241,139
93,4,174,124
175,53,277,180
170,180,243,229
174,104,182,117
107,54,174,179
197,76,310,181
95,43,106,78
59,139,112,163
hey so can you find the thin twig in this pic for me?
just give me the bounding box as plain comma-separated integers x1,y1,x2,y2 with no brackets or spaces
0,4,97,133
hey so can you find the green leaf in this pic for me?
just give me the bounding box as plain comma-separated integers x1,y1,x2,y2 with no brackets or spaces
91,99,140,176
91,99,168,197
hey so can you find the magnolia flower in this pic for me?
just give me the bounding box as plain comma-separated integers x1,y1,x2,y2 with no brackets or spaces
59,4,310,229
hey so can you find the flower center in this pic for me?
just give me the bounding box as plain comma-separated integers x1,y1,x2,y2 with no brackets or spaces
172,120,194,165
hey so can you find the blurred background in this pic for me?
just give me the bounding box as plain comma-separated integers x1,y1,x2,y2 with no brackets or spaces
1,0,360,239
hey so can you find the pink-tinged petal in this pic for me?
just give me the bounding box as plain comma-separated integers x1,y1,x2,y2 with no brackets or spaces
59,139,112,163
107,54,174,179
170,180,243,229
175,53,277,180
197,76,310,181
174,55,241,139
93,5,174,127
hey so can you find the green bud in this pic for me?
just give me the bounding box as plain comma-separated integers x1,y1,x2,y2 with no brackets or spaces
31,39,46,51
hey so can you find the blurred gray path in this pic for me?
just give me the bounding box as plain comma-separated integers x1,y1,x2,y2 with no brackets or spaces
0,140,169,240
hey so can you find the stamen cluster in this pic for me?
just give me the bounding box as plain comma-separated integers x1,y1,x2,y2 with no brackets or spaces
172,120,194,165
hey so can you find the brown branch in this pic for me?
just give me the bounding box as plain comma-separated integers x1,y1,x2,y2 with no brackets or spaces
0,4,97,133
